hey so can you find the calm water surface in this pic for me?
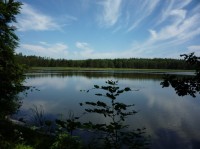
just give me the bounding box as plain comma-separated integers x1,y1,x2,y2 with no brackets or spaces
16,71,200,149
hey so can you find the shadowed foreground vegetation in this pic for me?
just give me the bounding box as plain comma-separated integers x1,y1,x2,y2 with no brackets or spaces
0,80,150,149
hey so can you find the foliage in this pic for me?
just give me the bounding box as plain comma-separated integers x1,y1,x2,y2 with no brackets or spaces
14,144,34,149
55,110,81,135
80,80,149,149
15,53,194,70
29,105,54,134
54,80,149,148
0,0,28,119
161,53,200,97
0,119,54,149
0,119,26,148
30,105,46,127
51,133,82,149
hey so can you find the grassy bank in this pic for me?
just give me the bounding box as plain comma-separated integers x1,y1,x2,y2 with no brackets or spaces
0,120,54,149
29,67,194,72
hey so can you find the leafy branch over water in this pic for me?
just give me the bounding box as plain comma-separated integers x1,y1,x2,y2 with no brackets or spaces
161,53,200,97
55,80,150,148
79,80,149,149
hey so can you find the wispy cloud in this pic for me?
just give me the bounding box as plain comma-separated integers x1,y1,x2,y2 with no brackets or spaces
126,1,200,58
76,42,91,50
153,12,200,44
187,45,200,56
16,0,200,59
155,0,192,26
98,0,122,27
175,0,192,9
155,0,174,26
127,0,159,32
149,9,187,42
16,3,61,31
19,41,125,60
75,42,94,58
74,42,132,59
18,42,68,59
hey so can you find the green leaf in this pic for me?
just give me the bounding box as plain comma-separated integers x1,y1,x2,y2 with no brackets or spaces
106,93,116,100
97,101,107,107
101,86,109,90
117,90,124,94
124,87,131,91
55,119,67,128
95,93,102,96
85,102,96,106
94,85,99,88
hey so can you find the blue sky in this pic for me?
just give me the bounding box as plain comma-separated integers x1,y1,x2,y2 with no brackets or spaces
15,0,200,59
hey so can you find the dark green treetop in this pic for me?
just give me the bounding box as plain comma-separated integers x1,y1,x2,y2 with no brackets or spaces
0,0,27,118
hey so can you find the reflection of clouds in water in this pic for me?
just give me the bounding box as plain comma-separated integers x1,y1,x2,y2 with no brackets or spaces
74,77,93,91
20,74,200,148
25,77,69,90
21,97,80,117
21,97,108,124
22,76,95,117
22,99,52,111
132,84,200,141
119,79,155,90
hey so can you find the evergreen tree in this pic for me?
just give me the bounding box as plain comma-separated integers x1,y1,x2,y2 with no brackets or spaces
0,0,27,119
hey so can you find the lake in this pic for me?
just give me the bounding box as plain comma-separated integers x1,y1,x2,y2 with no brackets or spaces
15,70,200,149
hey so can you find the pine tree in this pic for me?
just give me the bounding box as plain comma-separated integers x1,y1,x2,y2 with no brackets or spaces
0,0,26,119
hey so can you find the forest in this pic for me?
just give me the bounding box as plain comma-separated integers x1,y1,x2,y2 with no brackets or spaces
1,0,200,148
15,53,194,70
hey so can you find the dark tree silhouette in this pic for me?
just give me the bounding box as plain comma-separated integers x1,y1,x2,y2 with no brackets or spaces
0,0,27,119
161,53,200,97
15,53,193,70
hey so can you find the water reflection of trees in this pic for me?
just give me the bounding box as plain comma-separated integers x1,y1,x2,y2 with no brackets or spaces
158,53,200,148
161,53,200,97
26,71,167,80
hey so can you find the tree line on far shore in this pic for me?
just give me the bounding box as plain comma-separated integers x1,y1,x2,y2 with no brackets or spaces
15,53,195,70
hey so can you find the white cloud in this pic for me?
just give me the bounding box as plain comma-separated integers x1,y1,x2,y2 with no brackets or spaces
128,4,200,58
15,1,200,59
18,41,126,60
174,0,192,9
149,29,157,39
74,43,131,59
25,77,69,90
18,42,69,59
155,0,191,26
98,0,122,27
150,9,187,42
169,9,187,20
158,13,200,43
75,42,94,58
76,42,90,50
39,41,50,46
187,45,200,56
127,0,159,32
16,3,61,31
